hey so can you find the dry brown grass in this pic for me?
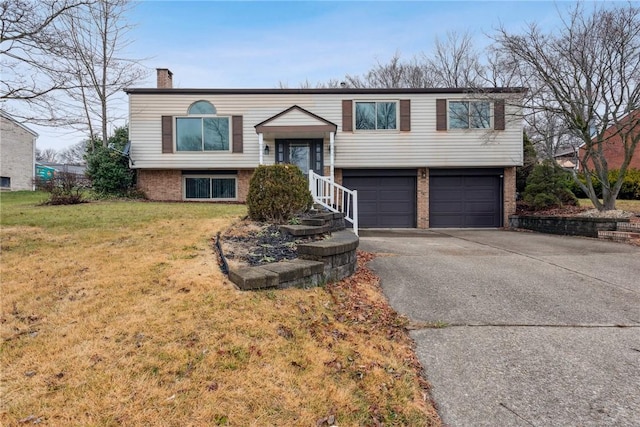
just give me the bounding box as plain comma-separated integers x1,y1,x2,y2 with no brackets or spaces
1,192,440,426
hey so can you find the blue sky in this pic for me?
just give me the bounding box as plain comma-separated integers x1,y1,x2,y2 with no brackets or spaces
129,0,560,88
33,1,582,150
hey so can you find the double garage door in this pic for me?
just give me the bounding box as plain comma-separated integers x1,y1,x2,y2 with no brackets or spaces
342,168,502,229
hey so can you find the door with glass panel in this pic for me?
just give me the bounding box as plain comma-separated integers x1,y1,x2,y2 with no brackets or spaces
275,139,323,176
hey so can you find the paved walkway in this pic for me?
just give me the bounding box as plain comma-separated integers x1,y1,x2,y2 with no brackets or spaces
359,229,640,427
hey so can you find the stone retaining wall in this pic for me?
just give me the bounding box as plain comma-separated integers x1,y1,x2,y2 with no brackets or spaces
228,230,359,291
509,215,629,238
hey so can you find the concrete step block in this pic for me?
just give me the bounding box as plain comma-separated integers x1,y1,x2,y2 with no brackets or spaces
228,266,278,290
301,218,326,226
597,230,640,242
279,224,332,237
617,222,640,232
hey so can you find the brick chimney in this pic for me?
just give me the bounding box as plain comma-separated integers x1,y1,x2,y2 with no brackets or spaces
156,68,173,89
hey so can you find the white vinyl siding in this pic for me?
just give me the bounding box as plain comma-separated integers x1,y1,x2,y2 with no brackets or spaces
128,92,523,170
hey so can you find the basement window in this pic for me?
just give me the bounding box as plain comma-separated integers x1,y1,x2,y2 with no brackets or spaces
183,176,236,200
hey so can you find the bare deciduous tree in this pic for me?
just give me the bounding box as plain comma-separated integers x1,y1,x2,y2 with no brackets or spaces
495,3,640,210
339,52,435,89
426,31,485,88
2,0,147,147
54,0,148,146
1,0,90,123
35,147,59,163
58,140,88,164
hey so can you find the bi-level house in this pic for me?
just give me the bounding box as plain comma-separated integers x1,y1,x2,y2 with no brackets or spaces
125,69,524,229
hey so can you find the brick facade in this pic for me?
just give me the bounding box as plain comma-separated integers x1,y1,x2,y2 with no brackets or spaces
137,170,182,200
579,110,640,171
237,169,253,202
417,168,429,228
333,168,343,186
137,166,515,228
503,166,517,227
137,169,254,202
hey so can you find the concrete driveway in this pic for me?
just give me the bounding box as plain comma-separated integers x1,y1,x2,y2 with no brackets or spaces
359,229,640,427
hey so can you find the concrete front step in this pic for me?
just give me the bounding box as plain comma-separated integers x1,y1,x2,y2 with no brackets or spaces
301,217,326,226
279,224,332,237
598,230,640,242
281,211,346,237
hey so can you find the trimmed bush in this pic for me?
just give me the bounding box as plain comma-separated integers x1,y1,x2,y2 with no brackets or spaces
523,161,577,210
247,164,313,223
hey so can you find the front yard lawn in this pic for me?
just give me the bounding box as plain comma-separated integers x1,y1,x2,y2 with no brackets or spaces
0,192,439,426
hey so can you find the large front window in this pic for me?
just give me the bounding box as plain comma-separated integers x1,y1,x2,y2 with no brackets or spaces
184,176,236,200
355,101,397,130
176,100,229,151
449,101,490,129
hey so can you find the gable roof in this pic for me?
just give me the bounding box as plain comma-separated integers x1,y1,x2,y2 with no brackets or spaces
0,110,39,137
254,105,337,134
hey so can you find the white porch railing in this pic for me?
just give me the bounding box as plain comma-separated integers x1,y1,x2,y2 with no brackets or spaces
309,170,358,235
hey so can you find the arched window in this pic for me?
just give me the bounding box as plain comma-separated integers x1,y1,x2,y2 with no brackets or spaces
188,100,216,115
176,101,229,151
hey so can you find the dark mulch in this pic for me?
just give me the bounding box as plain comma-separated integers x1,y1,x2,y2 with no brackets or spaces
515,203,588,217
222,222,325,266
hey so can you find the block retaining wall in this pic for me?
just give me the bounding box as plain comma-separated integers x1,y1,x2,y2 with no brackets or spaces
509,215,629,238
228,230,358,291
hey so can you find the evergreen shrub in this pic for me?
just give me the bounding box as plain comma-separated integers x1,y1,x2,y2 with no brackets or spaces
247,164,313,223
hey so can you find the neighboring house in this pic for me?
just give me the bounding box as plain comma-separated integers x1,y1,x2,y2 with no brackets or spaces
579,110,640,171
554,146,578,171
0,110,38,191
125,69,525,229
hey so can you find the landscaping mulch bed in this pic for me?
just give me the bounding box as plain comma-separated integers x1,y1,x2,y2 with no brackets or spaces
220,218,326,268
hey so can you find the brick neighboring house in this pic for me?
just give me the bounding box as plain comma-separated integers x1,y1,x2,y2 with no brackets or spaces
0,111,38,191
125,69,525,229
579,110,640,171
